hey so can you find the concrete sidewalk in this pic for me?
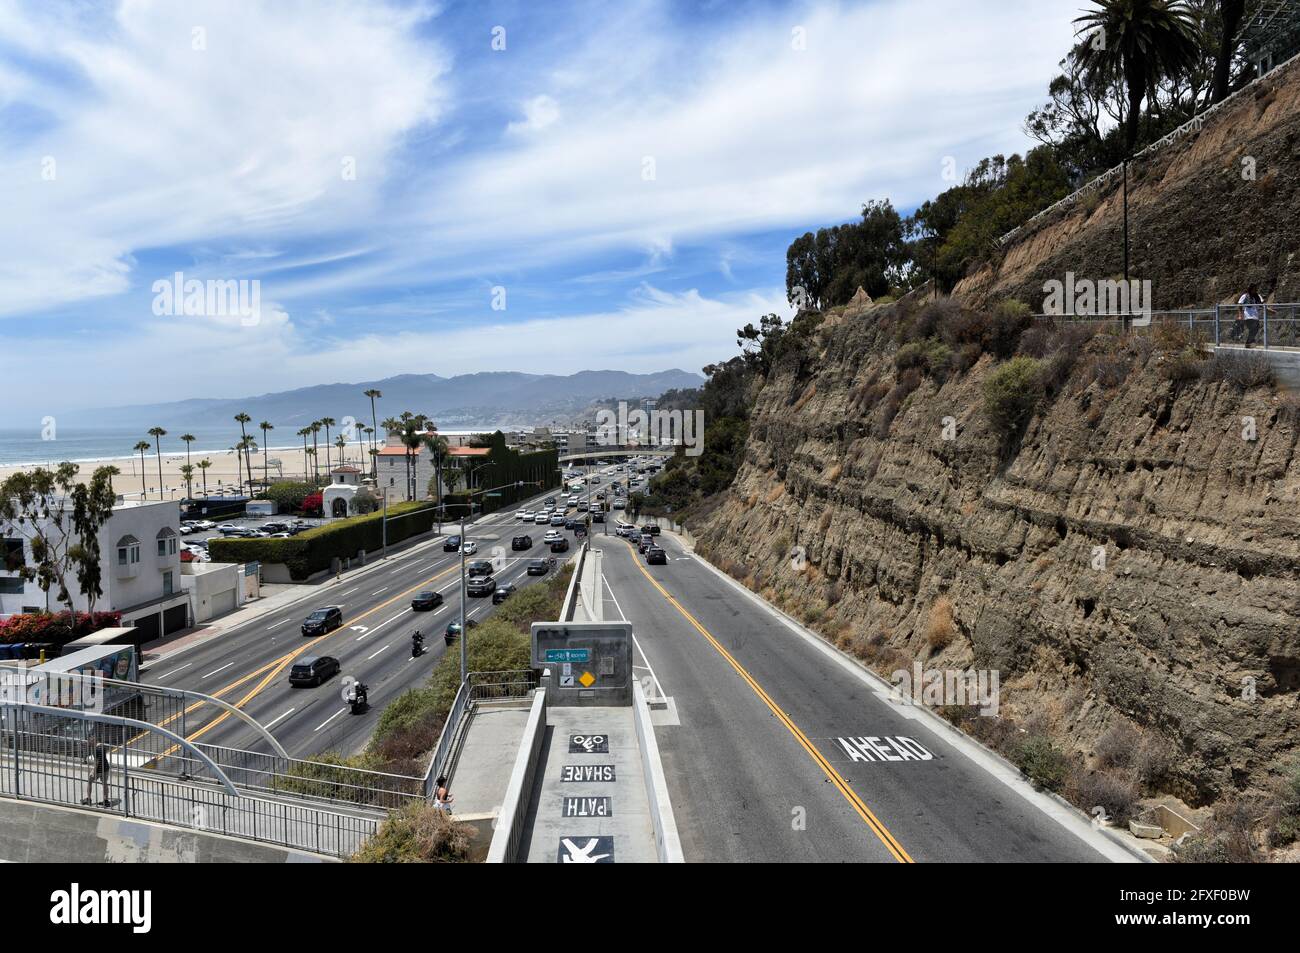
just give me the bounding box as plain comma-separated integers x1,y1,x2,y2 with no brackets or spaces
447,702,533,816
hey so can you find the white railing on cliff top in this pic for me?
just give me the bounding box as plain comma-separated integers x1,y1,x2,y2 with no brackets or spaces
996,49,1300,249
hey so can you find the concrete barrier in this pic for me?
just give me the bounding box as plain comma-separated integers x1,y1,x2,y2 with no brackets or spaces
633,681,684,863
485,689,548,863
0,799,333,863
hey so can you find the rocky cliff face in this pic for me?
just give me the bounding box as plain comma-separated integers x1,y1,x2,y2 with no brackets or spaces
692,300,1299,804
955,54,1300,310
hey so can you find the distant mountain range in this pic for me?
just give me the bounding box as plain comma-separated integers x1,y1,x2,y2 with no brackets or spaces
76,369,706,432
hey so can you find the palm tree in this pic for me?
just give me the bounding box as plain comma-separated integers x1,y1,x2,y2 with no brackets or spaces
180,463,195,499
362,425,375,470
422,429,449,516
309,421,323,483
296,427,310,480
1212,0,1246,104
320,417,336,476
132,441,150,498
234,412,252,492
197,458,212,495
147,427,167,499
180,433,196,471
334,434,347,469
259,421,274,486
364,388,382,477
1074,0,1202,152
240,434,257,493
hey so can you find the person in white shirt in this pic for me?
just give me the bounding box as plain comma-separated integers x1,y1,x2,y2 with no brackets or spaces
1237,284,1264,347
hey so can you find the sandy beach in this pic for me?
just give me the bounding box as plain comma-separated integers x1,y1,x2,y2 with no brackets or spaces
0,443,375,500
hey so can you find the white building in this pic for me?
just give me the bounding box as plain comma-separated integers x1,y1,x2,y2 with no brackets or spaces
0,498,191,642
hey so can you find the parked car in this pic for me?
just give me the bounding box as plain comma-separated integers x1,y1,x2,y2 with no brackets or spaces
466,575,496,597
289,656,340,687
492,584,517,604
445,619,478,644
461,540,478,555
511,535,532,551
646,547,667,565
411,590,444,611
443,535,462,552
550,537,570,553
526,558,550,576
301,606,343,637
190,519,215,531
263,521,290,533
466,559,494,578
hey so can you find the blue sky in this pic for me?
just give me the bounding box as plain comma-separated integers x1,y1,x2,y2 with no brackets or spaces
0,0,1083,423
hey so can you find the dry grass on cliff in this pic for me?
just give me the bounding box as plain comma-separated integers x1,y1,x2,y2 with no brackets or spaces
924,597,955,650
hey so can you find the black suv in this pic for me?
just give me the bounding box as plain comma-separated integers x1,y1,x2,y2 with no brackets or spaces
301,606,343,637
466,559,494,578
443,535,462,552
492,584,517,604
550,537,570,553
646,547,667,565
526,559,550,576
466,575,496,597
411,590,443,611
289,656,340,686
511,535,532,551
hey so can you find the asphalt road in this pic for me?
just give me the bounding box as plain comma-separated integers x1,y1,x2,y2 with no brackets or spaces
153,487,572,759
596,531,1116,863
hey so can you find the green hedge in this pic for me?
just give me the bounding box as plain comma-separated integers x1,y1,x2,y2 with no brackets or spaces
210,502,437,579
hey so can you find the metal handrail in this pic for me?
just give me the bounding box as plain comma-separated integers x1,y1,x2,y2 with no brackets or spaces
1031,302,1300,351
423,677,469,797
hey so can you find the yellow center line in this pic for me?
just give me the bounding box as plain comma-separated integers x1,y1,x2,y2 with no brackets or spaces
615,537,914,863
178,561,462,745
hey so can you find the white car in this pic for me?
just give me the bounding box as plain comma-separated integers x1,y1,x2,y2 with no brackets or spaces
534,513,549,524
522,511,535,521
543,529,562,543
514,510,526,520
190,519,215,531
461,541,478,555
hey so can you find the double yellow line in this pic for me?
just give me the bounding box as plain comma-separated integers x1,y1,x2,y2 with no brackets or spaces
618,538,914,863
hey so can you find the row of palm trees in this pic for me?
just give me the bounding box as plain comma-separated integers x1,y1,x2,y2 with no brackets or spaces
128,386,461,502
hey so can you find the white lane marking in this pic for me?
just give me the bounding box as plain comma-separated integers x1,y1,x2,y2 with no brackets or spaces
354,610,406,641
201,662,234,679
266,619,291,629
389,566,408,575
339,587,358,596
367,643,391,660
265,708,296,729
602,573,628,621
315,708,346,731
371,587,388,595
154,663,191,680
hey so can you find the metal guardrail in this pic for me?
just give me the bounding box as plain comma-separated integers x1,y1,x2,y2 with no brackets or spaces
485,689,546,864
1032,303,1300,351
469,670,539,702
998,50,1300,249
1,704,375,858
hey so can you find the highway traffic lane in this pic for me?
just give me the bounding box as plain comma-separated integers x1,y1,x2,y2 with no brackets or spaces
186,531,569,757
155,492,558,740
602,534,1113,863
598,542,900,862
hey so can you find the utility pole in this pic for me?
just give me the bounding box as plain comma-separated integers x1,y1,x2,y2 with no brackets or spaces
381,487,388,559
1122,158,1130,287
459,512,468,684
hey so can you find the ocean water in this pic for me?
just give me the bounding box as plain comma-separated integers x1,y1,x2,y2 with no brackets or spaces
0,427,308,469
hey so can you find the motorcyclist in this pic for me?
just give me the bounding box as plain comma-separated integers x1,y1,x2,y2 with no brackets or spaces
411,629,425,656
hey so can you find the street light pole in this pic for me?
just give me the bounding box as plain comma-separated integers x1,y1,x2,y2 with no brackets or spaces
381,486,388,560
459,512,468,684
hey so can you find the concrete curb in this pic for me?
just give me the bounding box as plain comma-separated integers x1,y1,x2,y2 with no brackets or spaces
486,689,548,863
675,532,1149,864
633,681,684,862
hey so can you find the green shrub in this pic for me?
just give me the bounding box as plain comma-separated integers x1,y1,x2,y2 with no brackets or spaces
982,356,1044,438
895,338,954,382
1012,734,1070,791
942,300,1032,359
210,502,437,579
260,481,317,512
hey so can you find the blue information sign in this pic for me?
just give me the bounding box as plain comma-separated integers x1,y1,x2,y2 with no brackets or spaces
545,649,590,663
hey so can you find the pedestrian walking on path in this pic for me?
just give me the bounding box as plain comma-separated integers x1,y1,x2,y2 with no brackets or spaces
1237,284,1265,347
82,741,113,807
433,775,454,813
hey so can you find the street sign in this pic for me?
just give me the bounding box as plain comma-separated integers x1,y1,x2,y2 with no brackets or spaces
545,648,590,663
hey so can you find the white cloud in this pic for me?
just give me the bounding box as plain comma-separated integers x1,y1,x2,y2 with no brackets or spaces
507,94,560,135
0,0,446,317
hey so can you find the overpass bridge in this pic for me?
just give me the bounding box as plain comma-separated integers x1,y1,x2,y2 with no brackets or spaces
557,447,675,465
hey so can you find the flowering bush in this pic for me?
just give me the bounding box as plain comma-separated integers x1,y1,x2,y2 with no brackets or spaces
0,610,123,646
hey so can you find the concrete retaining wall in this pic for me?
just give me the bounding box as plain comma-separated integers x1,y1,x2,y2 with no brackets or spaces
485,689,548,863
633,681,684,863
0,798,333,863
